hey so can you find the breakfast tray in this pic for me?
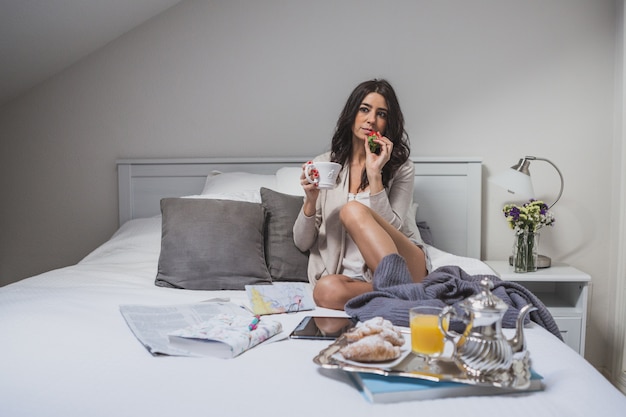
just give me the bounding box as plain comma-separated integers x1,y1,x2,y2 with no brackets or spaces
313,334,535,390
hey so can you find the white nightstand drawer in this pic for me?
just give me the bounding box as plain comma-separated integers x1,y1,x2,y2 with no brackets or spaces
553,316,582,353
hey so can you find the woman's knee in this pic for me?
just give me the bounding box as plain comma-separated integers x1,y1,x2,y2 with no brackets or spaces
312,276,338,306
340,201,369,228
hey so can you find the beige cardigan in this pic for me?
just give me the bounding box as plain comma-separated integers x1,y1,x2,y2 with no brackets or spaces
293,152,423,286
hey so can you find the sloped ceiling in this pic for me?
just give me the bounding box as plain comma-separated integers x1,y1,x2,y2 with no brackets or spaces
0,0,185,106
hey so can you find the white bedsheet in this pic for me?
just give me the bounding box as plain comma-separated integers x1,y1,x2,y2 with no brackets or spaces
1,218,624,417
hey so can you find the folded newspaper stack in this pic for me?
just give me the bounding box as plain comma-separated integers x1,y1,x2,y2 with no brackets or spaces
119,301,282,358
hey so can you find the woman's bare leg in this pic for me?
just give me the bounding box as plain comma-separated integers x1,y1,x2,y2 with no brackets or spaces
313,274,372,310
340,201,427,282
312,201,428,310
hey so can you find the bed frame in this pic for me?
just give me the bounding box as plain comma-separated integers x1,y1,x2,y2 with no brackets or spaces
117,157,482,258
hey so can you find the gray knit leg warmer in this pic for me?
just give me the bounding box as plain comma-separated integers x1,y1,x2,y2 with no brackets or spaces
373,253,413,290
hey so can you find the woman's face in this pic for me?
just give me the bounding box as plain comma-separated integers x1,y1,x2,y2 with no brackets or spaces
352,92,388,142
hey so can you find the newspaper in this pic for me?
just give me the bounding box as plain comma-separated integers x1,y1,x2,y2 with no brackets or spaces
119,300,282,358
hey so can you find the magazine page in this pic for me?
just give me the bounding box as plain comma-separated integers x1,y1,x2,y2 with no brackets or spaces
245,282,315,315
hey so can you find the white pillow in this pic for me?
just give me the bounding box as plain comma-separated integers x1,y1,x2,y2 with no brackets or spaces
200,171,277,199
275,167,305,196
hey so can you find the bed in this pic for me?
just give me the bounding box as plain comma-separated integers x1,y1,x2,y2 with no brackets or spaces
1,157,624,417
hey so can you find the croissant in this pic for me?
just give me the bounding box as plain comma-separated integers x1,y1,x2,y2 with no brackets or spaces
344,317,404,346
340,334,401,362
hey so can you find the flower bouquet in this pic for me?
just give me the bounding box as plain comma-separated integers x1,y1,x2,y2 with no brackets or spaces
502,200,555,272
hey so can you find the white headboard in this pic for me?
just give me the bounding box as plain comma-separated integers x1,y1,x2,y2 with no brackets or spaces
117,157,482,258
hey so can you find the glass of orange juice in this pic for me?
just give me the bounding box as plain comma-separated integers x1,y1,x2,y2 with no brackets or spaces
410,305,449,360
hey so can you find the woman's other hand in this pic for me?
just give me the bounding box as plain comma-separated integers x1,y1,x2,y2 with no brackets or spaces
364,133,392,187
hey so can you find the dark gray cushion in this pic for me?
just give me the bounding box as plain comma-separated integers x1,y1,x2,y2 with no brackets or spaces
260,187,309,282
155,198,272,290
417,221,434,246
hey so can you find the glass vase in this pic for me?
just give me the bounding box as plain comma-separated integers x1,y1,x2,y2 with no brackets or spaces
512,230,539,273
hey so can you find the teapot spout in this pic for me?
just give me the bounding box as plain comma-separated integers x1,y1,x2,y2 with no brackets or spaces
509,304,538,353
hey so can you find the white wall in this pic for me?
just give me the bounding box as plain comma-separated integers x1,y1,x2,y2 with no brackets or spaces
0,0,619,373
610,0,626,394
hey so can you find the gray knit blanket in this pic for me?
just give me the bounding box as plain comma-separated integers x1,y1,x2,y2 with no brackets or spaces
344,254,563,340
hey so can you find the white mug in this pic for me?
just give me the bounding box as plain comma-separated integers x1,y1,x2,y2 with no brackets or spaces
305,162,341,189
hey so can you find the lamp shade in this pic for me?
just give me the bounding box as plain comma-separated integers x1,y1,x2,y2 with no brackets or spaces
489,167,535,200
489,156,564,208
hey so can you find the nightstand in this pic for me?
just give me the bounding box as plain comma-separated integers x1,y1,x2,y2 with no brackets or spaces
485,260,590,356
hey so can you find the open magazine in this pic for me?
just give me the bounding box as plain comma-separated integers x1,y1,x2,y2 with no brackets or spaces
168,313,282,358
119,300,282,358
245,282,315,315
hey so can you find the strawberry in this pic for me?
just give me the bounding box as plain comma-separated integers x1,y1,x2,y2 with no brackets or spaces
367,131,381,153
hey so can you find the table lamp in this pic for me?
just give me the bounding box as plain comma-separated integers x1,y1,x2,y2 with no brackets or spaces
489,156,564,268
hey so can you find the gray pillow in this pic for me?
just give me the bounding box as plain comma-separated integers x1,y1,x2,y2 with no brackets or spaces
260,187,309,282
155,198,272,290
417,221,434,246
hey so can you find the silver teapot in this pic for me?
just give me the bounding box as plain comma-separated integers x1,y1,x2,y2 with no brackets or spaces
438,277,536,378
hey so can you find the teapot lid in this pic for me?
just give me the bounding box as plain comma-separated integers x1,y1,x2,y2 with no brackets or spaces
463,277,508,313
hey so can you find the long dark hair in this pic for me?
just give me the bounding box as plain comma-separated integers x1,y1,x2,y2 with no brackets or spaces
330,79,410,191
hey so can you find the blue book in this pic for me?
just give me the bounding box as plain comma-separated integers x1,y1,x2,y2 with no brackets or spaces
350,371,544,403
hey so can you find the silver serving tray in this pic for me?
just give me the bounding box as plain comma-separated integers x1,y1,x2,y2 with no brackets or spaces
313,334,534,390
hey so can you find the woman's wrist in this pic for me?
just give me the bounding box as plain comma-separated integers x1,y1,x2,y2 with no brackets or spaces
303,198,317,217
367,171,384,194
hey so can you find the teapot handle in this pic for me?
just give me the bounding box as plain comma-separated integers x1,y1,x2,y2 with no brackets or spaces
439,305,461,340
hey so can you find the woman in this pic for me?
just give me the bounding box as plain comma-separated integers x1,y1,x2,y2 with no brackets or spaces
293,79,430,310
